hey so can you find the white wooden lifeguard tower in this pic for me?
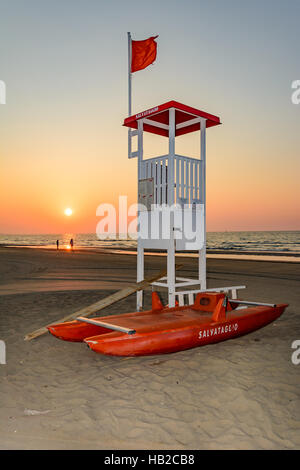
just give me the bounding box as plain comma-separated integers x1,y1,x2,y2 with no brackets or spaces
123,101,245,310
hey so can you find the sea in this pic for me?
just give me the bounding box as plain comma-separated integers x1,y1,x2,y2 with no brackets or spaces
0,231,299,260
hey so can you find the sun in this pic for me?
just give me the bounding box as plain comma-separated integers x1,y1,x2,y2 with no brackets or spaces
64,208,73,216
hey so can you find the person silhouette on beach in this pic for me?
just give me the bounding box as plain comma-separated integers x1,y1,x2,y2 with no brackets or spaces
56,239,59,250
70,238,74,251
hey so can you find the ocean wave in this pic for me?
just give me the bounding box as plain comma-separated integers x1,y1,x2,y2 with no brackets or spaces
1,231,299,254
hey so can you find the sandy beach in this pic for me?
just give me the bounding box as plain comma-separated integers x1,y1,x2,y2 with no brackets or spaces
0,246,299,450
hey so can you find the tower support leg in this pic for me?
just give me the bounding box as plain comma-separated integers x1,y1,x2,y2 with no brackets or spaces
167,234,176,308
137,244,144,310
199,118,207,290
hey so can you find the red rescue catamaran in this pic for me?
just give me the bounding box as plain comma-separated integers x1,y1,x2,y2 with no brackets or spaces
48,292,288,357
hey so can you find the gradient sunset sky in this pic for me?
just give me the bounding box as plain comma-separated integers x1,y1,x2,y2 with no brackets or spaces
0,0,299,234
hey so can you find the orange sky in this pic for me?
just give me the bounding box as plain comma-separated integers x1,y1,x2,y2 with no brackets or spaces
1,119,299,234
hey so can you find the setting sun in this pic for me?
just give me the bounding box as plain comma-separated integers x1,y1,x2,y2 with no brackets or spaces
64,208,73,217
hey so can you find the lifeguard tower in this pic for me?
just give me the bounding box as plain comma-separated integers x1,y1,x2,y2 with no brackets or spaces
123,100,245,310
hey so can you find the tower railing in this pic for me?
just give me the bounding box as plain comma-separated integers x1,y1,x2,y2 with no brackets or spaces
140,154,203,206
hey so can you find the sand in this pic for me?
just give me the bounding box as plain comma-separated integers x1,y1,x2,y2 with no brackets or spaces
0,247,299,449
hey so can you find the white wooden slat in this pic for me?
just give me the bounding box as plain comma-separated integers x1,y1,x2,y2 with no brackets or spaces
175,280,201,288
150,282,169,288
181,158,184,200
130,150,139,159
185,159,189,202
190,161,194,202
162,159,166,204
143,154,169,163
175,154,201,164
143,118,169,131
175,285,246,296
195,161,198,200
158,160,161,204
142,162,145,179
199,161,202,202
166,164,168,205
176,117,201,130
155,161,159,204
176,156,179,203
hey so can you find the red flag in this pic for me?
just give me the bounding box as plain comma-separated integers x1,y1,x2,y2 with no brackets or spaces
131,36,158,73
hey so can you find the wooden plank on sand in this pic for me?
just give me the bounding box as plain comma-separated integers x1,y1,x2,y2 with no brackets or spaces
24,265,182,341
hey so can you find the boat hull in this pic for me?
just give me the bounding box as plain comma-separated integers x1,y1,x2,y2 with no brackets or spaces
84,304,287,356
47,300,288,356
47,320,110,342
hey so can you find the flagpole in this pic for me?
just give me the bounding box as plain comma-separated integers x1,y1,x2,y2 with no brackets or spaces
127,32,132,116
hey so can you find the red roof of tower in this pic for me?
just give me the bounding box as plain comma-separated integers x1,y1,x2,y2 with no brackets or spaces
123,100,221,137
